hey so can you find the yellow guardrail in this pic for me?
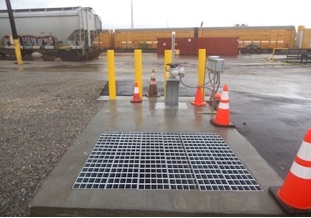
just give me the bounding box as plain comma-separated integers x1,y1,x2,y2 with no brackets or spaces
271,48,289,60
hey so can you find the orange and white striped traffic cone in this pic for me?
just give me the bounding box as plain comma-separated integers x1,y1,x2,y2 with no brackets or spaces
209,92,222,103
210,84,234,127
131,82,142,103
270,128,311,214
147,69,160,97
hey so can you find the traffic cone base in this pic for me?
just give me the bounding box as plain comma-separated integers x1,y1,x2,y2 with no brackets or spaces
210,119,235,128
131,82,142,103
146,82,161,97
269,128,311,214
191,87,206,106
131,99,142,103
146,93,161,97
269,186,311,214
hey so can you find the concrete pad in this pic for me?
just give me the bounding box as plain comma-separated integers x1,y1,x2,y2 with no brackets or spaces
29,97,285,216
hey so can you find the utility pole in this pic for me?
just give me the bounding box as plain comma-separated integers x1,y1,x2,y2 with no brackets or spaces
200,21,204,37
131,0,134,29
5,0,23,65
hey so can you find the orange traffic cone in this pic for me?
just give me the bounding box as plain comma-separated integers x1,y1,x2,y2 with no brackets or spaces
210,84,235,127
209,91,222,110
191,87,206,106
147,69,160,97
269,128,311,214
131,82,142,103
210,92,222,102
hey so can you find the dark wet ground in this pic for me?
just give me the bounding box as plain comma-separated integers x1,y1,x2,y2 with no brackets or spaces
230,90,311,179
1,54,311,181
98,53,311,180
101,79,311,180
6,53,311,216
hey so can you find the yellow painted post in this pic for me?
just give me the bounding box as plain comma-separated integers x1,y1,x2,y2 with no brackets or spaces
164,50,172,97
134,49,143,98
107,50,116,100
272,48,275,60
13,39,23,65
198,49,206,99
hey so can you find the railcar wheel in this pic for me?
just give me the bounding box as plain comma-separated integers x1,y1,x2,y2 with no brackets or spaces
240,48,247,54
255,48,262,54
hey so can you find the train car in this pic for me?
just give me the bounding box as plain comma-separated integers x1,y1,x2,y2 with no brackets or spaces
199,26,296,54
95,25,310,54
113,28,194,49
157,37,239,56
296,25,311,48
0,7,102,61
93,29,114,50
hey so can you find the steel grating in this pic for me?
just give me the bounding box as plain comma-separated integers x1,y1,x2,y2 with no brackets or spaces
73,132,263,191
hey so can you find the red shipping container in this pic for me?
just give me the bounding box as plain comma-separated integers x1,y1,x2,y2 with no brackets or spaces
157,38,171,55
157,38,196,55
158,38,196,55
196,37,239,56
176,38,196,55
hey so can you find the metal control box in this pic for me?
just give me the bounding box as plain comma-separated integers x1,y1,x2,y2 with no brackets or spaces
207,56,225,72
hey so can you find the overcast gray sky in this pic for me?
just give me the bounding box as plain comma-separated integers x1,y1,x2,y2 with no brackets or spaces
0,0,310,29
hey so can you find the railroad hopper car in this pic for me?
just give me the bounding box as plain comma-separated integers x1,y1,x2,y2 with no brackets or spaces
96,25,311,54
0,7,102,61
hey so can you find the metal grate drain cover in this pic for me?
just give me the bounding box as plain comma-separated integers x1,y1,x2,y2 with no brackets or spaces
73,132,263,191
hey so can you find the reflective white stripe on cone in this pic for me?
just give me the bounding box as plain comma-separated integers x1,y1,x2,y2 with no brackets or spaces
277,128,311,210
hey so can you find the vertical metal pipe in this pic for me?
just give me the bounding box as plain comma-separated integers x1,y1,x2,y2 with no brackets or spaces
131,0,134,29
5,0,22,65
86,8,91,47
79,8,83,46
107,50,116,100
212,71,217,112
134,49,143,98
171,32,175,63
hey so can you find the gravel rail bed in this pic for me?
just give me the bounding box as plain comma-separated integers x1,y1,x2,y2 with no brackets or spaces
0,61,105,216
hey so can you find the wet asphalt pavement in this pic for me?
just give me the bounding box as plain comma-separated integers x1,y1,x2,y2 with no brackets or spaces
223,56,311,179
2,53,311,181
230,90,311,179
2,53,310,216
101,53,311,180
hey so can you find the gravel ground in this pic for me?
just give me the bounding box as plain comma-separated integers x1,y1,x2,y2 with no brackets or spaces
1,55,310,216
0,60,105,216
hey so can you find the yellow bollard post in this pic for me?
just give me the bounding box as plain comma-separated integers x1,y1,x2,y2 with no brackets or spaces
164,50,172,97
198,49,206,100
272,48,275,60
134,49,143,99
13,39,23,65
107,50,116,100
